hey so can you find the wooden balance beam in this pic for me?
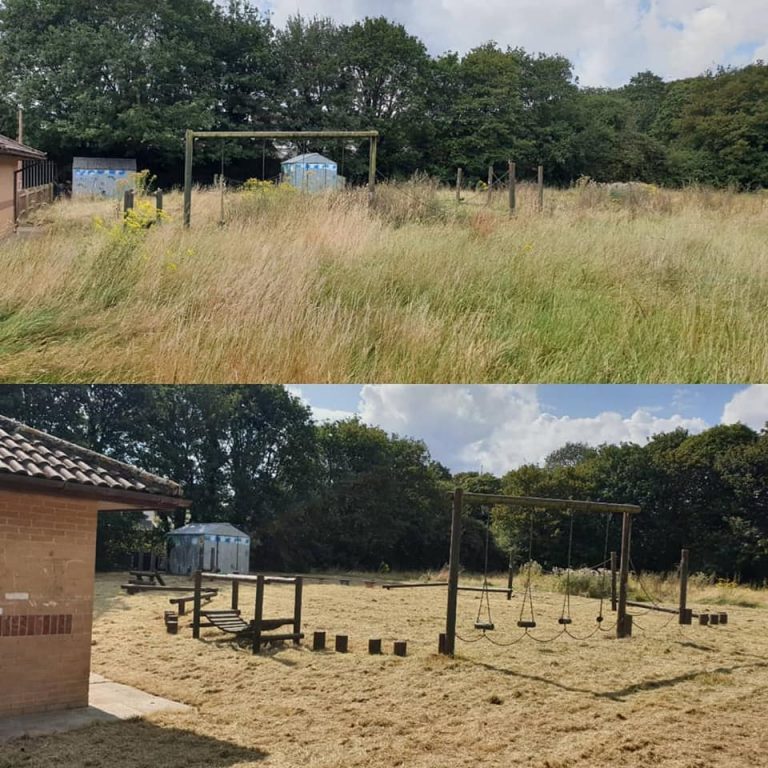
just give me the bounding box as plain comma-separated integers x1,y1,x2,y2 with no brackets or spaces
121,583,218,596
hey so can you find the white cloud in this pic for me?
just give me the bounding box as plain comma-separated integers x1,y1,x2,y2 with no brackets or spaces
264,0,768,86
357,385,708,473
721,385,768,432
286,386,357,423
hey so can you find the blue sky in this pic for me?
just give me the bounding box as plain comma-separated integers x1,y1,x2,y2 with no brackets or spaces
289,385,768,473
262,0,768,87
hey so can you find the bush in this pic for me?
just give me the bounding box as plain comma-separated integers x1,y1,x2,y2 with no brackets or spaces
553,567,611,598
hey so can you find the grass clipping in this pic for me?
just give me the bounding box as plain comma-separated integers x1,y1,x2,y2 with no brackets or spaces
2,572,768,768
2,181,768,381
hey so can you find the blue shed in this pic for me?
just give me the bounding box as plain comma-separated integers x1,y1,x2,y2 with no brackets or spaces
281,152,342,192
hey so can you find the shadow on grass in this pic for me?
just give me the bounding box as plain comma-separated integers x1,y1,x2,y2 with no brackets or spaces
470,659,768,703
0,719,267,768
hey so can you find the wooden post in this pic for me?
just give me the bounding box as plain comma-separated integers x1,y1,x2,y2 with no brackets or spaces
456,168,463,203
699,613,710,625
487,165,494,206
610,551,618,612
192,570,202,639
335,634,348,653
508,160,516,215
219,170,225,226
231,579,239,611
155,189,163,220
368,638,382,655
438,633,447,654
616,513,633,638
17,106,23,144
678,549,690,625
444,487,463,656
368,135,377,203
507,548,514,600
252,574,265,655
183,129,194,228
293,577,303,645
123,189,134,218
537,164,544,212
709,613,720,626
719,612,728,625
312,631,326,651
393,641,407,657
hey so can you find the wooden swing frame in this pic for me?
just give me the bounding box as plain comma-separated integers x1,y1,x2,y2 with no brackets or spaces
182,129,379,227
442,489,641,656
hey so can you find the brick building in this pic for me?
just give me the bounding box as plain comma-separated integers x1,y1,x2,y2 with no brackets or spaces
0,415,189,718
0,134,46,237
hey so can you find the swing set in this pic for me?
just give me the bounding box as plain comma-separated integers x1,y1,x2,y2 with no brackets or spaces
182,129,379,227
440,488,641,656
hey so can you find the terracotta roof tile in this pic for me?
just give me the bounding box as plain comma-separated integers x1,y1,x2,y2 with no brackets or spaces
0,133,46,160
0,415,184,500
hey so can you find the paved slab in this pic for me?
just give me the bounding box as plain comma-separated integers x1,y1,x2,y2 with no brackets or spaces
0,674,191,743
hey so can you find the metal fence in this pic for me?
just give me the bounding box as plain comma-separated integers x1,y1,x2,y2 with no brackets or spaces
14,160,58,222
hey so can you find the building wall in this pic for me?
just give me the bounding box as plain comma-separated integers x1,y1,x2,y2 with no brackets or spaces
0,156,19,237
0,488,99,717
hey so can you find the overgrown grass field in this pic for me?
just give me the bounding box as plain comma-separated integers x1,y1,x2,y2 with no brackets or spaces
2,181,767,382
2,572,766,768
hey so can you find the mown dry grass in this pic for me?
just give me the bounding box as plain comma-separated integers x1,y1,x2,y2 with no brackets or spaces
3,572,767,768
1,182,767,382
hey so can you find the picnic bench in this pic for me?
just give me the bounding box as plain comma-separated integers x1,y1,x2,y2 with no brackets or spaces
128,570,166,586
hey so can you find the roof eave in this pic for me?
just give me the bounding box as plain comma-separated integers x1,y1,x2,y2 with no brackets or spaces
0,472,191,510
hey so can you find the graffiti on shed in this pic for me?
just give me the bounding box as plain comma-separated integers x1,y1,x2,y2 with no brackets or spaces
72,157,137,198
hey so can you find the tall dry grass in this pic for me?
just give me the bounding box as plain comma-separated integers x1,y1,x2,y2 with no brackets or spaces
2,181,767,382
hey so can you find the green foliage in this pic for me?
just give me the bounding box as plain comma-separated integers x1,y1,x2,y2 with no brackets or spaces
497,424,768,583
2,2,766,187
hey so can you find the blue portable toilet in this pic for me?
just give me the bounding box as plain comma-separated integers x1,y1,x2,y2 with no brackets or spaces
281,152,342,192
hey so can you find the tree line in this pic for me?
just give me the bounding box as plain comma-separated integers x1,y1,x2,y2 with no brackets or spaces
0,385,766,581
1,0,766,188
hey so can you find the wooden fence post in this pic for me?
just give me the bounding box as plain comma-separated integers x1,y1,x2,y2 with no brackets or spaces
155,189,163,221
678,549,691,624
183,129,193,227
508,160,516,215
192,570,202,639
293,577,303,645
610,551,618,612
368,135,378,204
537,165,544,212
368,638,382,655
444,487,463,655
456,167,463,203
252,574,264,655
487,165,494,206
123,189,134,219
231,579,239,611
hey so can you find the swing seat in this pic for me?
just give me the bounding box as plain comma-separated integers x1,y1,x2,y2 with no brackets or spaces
558,617,573,625
517,620,537,628
474,621,495,631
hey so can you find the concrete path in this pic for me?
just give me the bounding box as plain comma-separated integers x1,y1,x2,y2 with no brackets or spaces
0,674,191,742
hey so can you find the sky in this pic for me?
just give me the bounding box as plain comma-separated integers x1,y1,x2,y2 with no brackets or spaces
287,384,768,474
261,0,768,87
